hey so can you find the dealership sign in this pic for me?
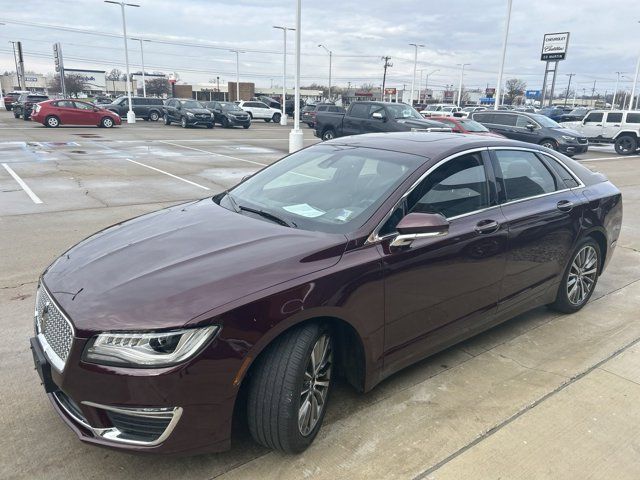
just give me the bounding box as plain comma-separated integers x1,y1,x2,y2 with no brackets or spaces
384,88,397,95
541,32,570,61
64,69,106,90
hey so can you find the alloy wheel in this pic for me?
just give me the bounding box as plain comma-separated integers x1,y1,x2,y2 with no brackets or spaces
298,334,332,436
103,118,113,128
567,245,598,305
617,137,635,154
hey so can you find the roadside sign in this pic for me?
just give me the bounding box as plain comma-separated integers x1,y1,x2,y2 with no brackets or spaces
541,32,570,61
485,87,496,97
525,90,541,99
384,88,397,95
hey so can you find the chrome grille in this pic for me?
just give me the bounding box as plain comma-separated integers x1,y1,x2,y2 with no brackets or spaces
35,285,74,369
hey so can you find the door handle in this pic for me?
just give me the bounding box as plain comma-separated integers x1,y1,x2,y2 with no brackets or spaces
475,220,500,234
557,200,574,212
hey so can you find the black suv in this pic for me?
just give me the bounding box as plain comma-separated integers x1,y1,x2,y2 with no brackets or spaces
204,101,251,128
106,96,164,121
163,98,214,128
13,93,49,120
470,110,588,156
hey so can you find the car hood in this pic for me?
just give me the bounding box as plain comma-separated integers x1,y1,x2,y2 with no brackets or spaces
42,200,347,334
558,121,582,129
184,108,211,114
551,126,583,137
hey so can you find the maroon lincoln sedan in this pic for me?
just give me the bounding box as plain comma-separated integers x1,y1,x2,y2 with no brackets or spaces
31,132,622,454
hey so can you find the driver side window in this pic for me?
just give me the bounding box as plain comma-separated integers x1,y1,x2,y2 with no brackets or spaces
379,153,490,236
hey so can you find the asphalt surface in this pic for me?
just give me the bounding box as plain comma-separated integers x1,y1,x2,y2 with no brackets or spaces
1,111,640,479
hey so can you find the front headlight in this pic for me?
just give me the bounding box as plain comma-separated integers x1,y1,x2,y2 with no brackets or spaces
186,111,194,117
83,326,219,367
561,135,576,142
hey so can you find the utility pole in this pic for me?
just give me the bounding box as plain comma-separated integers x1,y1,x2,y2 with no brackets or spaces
318,44,332,101
564,73,575,106
381,56,392,102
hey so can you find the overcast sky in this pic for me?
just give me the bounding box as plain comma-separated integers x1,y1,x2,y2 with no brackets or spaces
1,0,638,95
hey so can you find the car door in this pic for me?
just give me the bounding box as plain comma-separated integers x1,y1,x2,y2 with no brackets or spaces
342,103,369,136
167,99,179,121
73,101,100,125
580,111,605,138
379,150,508,374
53,100,81,124
254,102,268,118
363,104,390,133
603,112,623,138
509,114,541,144
490,148,584,313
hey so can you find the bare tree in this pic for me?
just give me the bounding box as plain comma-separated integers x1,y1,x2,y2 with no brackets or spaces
145,77,170,97
106,68,123,81
49,74,87,97
504,78,527,105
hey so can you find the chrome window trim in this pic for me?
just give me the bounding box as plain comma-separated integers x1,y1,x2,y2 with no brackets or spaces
366,145,586,245
366,147,489,244
35,282,76,373
81,401,183,447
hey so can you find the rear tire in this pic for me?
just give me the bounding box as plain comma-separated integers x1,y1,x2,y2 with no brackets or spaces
614,135,637,155
13,111,20,119
206,123,214,129
549,237,600,314
149,111,160,122
45,115,60,128
272,113,281,123
321,129,336,141
247,322,334,453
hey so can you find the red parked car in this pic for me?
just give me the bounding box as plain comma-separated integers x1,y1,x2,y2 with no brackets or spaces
430,116,504,137
30,99,121,128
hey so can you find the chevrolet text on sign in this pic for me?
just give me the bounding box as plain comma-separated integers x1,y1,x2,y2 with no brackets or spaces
541,32,570,61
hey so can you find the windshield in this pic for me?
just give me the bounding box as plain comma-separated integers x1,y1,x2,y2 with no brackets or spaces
462,107,477,112
219,102,242,111
530,113,560,128
425,105,440,111
221,145,420,233
180,100,203,108
569,108,588,115
458,119,489,132
385,104,423,120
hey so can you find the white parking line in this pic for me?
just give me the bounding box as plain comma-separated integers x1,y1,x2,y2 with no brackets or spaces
159,141,269,167
581,155,640,162
125,158,211,190
1,163,43,204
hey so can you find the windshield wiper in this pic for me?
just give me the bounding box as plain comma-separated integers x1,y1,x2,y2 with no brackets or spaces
225,193,296,228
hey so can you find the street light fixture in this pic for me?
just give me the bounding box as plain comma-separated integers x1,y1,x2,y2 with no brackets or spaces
612,71,623,110
424,69,439,102
494,0,512,110
104,0,140,124
229,49,244,102
317,44,332,101
409,43,424,106
457,63,470,107
130,37,150,97
274,26,295,126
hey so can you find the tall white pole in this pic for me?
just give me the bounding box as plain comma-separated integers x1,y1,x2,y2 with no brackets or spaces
630,55,640,111
612,72,620,110
494,0,512,110
457,63,469,107
289,0,304,153
328,50,332,101
409,43,423,106
274,26,293,125
119,3,135,123
139,39,146,97
235,51,240,101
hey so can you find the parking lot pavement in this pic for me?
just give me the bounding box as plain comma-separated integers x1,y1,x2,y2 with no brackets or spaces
2,110,640,479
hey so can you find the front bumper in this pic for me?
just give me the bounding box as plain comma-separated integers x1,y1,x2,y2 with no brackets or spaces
226,116,251,126
185,115,213,126
559,142,588,155
30,328,238,454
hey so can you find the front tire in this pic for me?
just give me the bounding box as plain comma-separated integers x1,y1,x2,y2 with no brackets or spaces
247,322,334,453
222,117,229,128
180,116,188,128
549,237,600,313
164,115,171,126
101,117,114,128
539,139,558,150
614,135,637,155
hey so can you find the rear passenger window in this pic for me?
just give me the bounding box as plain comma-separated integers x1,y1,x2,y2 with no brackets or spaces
606,113,623,123
542,154,580,188
626,113,640,123
473,113,494,124
494,150,558,202
584,112,603,123
494,114,517,126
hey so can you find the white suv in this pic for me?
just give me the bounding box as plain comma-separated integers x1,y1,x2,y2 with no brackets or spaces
420,104,461,117
560,110,640,155
238,101,282,123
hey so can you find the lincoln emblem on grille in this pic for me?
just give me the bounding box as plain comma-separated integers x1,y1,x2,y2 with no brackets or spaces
41,301,50,332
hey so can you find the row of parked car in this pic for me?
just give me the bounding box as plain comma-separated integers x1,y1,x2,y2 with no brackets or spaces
2,91,287,130
313,100,640,156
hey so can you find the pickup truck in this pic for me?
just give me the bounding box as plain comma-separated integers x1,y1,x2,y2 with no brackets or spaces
314,101,450,140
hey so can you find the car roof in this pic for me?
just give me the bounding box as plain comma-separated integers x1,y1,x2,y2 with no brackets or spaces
323,131,543,160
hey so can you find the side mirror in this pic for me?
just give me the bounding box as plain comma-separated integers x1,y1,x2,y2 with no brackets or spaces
526,123,536,131
372,112,385,121
390,213,449,248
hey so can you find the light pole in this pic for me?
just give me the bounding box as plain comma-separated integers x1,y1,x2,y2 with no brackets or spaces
457,63,470,107
289,0,304,153
130,37,149,97
564,73,575,107
229,50,244,101
424,69,439,102
274,25,295,126
105,1,139,124
612,71,622,109
409,43,424,106
631,49,640,110
318,44,332,101
494,0,512,110
0,24,5,110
